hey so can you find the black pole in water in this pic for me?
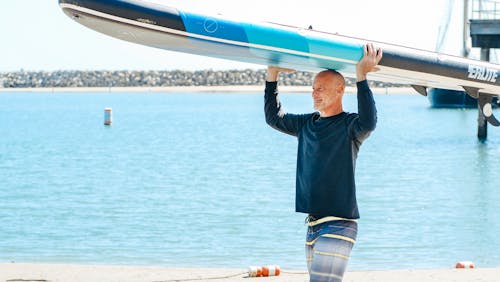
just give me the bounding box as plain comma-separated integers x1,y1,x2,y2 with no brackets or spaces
477,104,487,141
477,48,490,141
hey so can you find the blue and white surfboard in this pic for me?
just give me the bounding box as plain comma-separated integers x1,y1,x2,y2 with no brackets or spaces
59,0,500,126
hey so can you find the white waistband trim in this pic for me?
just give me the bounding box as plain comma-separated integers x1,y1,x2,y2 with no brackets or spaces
308,216,358,226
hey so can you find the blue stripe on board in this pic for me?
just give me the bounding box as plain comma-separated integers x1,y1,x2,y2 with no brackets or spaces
180,12,249,44
306,33,363,62
244,23,310,53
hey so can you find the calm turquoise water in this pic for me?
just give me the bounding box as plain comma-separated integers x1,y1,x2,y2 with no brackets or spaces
1,90,499,270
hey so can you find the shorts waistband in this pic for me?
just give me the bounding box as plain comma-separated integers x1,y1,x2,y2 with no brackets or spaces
306,215,358,226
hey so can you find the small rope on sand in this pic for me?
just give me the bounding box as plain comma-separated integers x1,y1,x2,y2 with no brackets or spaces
7,280,49,282
152,271,247,282
281,270,308,275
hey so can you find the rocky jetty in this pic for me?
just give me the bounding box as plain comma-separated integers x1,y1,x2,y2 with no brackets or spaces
0,69,404,88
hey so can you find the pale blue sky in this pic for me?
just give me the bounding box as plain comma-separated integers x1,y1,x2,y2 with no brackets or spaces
0,0,452,71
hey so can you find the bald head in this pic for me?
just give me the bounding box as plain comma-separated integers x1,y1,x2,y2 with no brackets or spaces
316,69,346,89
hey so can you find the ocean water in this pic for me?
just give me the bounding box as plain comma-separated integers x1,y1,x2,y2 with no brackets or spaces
0,90,499,271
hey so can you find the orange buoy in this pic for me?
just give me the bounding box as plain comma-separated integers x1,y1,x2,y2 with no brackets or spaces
262,265,280,277
456,261,475,269
248,265,280,277
248,266,262,277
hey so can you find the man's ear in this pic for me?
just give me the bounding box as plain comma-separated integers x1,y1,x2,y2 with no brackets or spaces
338,84,345,94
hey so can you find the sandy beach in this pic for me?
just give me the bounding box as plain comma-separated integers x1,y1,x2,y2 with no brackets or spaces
1,263,499,282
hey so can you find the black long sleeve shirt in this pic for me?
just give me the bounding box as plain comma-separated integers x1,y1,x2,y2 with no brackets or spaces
264,80,377,219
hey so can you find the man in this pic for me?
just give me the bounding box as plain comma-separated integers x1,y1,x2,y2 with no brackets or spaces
264,43,382,282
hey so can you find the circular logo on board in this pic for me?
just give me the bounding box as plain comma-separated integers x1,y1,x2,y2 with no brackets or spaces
204,18,218,33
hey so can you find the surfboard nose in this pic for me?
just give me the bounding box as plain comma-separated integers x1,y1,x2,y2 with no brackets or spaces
58,0,186,32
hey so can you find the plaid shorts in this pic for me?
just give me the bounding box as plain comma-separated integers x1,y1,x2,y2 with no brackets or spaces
305,217,358,282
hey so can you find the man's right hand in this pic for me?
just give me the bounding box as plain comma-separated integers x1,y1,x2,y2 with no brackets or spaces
356,43,383,82
267,66,295,82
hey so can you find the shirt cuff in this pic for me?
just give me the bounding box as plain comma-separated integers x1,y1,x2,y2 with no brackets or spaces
356,80,369,91
265,81,278,93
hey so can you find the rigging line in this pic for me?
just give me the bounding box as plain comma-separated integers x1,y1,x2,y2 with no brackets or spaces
436,0,455,52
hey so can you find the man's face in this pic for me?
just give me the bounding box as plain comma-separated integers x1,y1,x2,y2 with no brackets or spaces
312,72,343,112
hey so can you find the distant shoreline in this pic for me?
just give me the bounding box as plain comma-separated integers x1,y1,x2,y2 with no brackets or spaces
0,86,415,95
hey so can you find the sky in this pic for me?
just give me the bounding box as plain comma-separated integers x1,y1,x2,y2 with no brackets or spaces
0,0,454,72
